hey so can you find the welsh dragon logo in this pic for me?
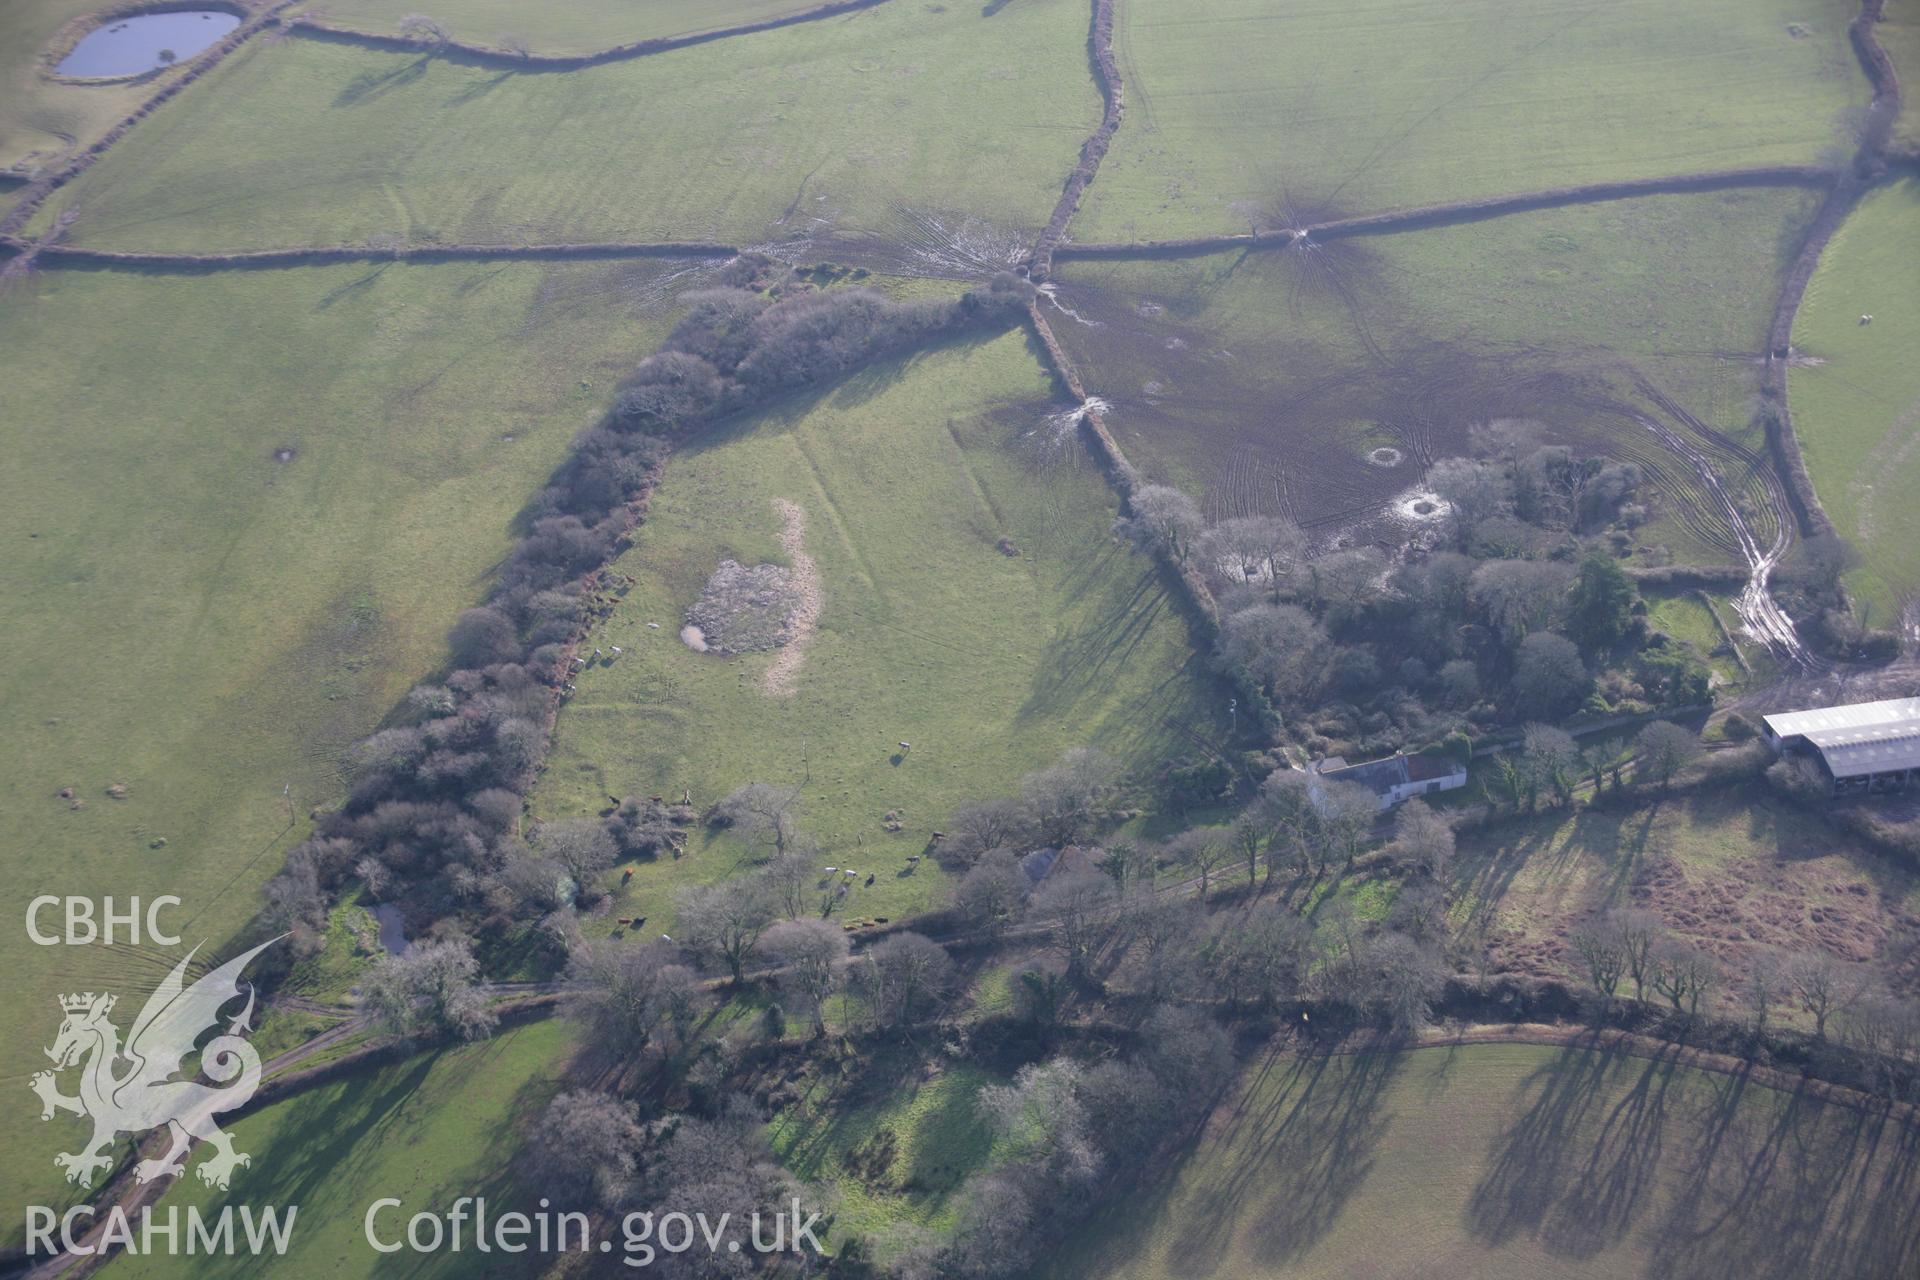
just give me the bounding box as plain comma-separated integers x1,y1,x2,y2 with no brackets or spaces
30,938,279,1191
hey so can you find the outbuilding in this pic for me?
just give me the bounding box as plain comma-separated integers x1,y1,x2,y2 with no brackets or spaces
1762,696,1920,796
1309,752,1468,812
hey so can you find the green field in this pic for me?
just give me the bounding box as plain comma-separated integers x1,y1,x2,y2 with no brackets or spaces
1451,787,1920,1016
1077,0,1864,241
113,1016,577,1280
1788,178,1920,623
1050,1041,1920,1280
307,0,832,53
0,258,678,1223
31,0,1099,252
533,328,1231,933
1050,186,1817,562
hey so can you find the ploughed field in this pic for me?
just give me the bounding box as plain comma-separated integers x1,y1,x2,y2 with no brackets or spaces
1047,187,1815,568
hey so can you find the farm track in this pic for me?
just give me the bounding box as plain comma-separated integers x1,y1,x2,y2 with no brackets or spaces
1760,0,1904,542
284,0,895,72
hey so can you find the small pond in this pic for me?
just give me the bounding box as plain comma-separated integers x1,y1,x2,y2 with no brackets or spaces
57,10,238,78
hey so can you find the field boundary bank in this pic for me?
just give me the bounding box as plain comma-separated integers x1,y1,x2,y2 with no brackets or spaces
284,0,892,71
1762,0,1903,541
1053,165,1834,261
2,238,739,270
1027,300,1281,732
1028,0,1121,281
0,0,302,242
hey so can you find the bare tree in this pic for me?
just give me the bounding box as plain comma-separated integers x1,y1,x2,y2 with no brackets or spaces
1032,870,1120,976
1742,948,1786,1034
1428,457,1513,542
1522,723,1580,807
361,938,496,1040
1635,720,1699,794
1649,938,1717,1016
1163,827,1233,901
675,875,775,983
1317,778,1380,868
1020,748,1120,846
564,940,703,1055
1471,560,1574,644
762,918,850,1034
1217,604,1330,705
1365,931,1448,1036
1392,798,1454,880
1114,485,1203,560
1785,951,1872,1039
1569,917,1627,998
397,14,451,51
1512,631,1589,719
1194,515,1306,598
714,781,803,858
943,797,1030,866
533,818,617,897
525,1091,645,1208
1605,908,1663,1001
955,850,1030,937
1121,891,1203,1002
854,932,953,1027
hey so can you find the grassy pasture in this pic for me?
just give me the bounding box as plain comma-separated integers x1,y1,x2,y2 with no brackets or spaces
33,0,1099,252
304,0,832,53
1049,1041,1920,1280
0,258,679,1226
1788,178,1920,624
1451,788,1920,1020
1050,187,1818,563
118,1017,577,1280
1079,0,1864,241
533,328,1231,934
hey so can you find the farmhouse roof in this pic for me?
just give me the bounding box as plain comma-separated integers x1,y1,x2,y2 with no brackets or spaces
1764,697,1920,778
1312,751,1467,798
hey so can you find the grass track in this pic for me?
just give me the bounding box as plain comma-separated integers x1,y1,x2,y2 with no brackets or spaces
533,328,1231,934
0,258,680,1225
33,0,1099,252
1788,177,1920,623
1080,0,1864,241
1048,1041,1920,1280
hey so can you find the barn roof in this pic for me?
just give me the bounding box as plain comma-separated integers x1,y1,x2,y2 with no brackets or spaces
1762,696,1920,742
1764,697,1920,778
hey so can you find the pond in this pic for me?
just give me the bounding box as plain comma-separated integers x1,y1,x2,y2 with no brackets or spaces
57,10,238,78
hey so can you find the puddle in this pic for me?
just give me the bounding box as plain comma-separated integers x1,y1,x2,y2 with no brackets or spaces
58,10,238,78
